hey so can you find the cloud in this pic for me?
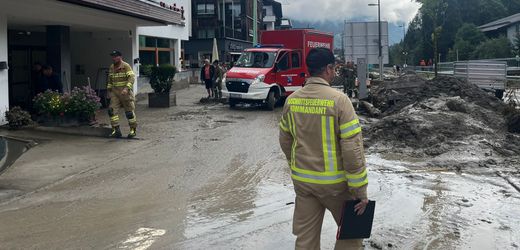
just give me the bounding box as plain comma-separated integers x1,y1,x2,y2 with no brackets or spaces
282,0,421,24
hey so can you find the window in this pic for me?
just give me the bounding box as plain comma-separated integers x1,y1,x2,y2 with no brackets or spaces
291,52,301,68
139,35,174,66
277,52,289,71
198,29,206,39
198,29,215,39
197,3,215,15
235,51,277,68
158,51,171,65
207,29,215,38
157,38,170,48
227,3,241,17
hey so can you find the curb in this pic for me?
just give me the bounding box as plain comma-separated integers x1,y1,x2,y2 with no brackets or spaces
25,125,111,138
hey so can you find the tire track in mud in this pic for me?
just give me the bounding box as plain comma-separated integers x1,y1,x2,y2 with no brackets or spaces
179,149,294,249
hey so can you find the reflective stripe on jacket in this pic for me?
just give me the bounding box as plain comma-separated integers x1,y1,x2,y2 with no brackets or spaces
279,77,368,199
107,61,135,89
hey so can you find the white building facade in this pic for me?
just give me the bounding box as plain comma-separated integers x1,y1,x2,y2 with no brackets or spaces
0,0,191,125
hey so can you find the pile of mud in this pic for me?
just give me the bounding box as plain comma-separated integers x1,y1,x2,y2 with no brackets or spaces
364,74,520,158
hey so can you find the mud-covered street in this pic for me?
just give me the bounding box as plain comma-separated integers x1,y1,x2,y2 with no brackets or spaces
0,86,519,249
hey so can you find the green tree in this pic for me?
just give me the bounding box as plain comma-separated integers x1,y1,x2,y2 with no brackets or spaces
422,0,448,76
477,0,508,25
404,0,520,65
389,44,405,65
452,23,486,60
472,37,513,59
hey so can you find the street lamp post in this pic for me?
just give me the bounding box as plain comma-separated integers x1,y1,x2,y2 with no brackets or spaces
399,23,406,42
402,51,408,68
369,0,383,80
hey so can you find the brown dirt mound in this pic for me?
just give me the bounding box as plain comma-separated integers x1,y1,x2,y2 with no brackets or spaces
371,74,505,115
365,75,519,157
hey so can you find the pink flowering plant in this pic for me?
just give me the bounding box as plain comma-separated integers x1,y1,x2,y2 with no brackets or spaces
67,87,102,118
33,86,101,119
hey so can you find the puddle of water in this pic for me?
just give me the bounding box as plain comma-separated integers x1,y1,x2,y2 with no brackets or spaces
0,136,33,174
178,153,520,250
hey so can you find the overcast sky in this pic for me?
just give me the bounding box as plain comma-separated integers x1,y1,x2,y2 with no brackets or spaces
282,0,422,24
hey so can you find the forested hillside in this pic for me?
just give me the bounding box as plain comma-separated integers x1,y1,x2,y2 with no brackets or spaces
391,0,520,65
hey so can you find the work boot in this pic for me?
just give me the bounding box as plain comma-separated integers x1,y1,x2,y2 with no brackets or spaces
127,128,137,139
109,126,122,138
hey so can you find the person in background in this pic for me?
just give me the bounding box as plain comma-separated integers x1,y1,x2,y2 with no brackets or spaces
213,60,224,99
345,61,357,98
31,62,43,98
38,65,63,94
200,59,216,98
420,59,426,71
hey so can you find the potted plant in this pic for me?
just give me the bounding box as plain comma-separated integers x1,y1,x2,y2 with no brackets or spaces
33,87,101,126
149,64,177,108
5,106,33,130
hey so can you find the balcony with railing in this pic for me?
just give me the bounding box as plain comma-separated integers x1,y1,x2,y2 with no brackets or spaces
58,0,185,25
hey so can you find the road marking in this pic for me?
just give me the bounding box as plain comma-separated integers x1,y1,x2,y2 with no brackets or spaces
119,227,166,250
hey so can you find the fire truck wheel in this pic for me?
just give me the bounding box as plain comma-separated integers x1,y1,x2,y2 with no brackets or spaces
229,98,238,109
266,91,276,111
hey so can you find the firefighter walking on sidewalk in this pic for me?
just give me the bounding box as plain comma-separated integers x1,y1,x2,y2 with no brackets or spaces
107,50,137,138
279,48,369,250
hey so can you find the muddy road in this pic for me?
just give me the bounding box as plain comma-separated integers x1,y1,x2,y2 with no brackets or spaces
0,87,519,249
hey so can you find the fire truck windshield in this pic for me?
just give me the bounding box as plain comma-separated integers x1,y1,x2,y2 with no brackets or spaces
235,52,277,68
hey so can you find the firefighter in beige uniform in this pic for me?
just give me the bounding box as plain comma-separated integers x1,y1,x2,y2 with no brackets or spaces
107,50,137,138
279,48,368,250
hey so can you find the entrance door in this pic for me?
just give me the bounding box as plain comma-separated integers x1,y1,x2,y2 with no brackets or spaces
8,47,46,110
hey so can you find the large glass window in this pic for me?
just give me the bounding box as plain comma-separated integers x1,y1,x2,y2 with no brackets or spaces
138,35,174,66
235,51,277,68
197,29,215,39
159,51,171,65
197,3,215,15
139,51,155,65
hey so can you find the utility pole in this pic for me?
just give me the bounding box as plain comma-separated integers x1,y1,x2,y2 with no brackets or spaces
342,20,346,61
399,23,406,42
378,0,382,80
253,0,258,45
222,0,226,38
369,0,383,80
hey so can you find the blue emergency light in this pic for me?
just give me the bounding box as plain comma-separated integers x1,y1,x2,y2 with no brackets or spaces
254,44,285,48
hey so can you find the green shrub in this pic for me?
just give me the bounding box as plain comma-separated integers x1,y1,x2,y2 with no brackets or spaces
33,90,64,116
5,106,32,129
140,64,153,77
150,64,177,93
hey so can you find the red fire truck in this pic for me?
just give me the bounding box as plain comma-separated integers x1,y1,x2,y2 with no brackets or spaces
222,29,334,110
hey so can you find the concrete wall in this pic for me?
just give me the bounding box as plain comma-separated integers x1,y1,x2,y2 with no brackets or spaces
0,15,8,125
70,31,134,91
